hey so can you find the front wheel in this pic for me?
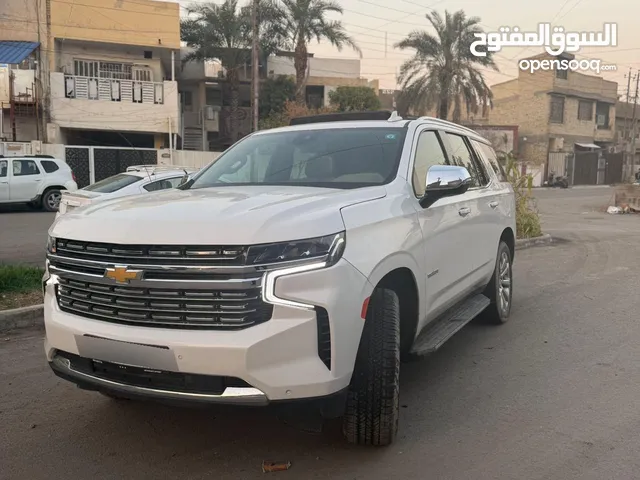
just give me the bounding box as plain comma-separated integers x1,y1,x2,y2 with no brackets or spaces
481,241,513,324
42,189,62,212
343,288,400,446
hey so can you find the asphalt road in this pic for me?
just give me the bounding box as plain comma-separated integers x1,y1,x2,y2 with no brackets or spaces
2,186,640,479
0,204,54,267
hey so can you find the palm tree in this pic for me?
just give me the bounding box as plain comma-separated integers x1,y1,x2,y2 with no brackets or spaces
181,0,280,142
395,10,498,122
273,0,361,104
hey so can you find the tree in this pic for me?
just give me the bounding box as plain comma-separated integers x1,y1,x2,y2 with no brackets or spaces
260,75,296,118
394,10,498,122
181,0,281,143
273,0,361,104
328,86,381,112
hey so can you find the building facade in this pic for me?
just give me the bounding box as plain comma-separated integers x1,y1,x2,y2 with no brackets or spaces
484,53,618,168
1,0,181,147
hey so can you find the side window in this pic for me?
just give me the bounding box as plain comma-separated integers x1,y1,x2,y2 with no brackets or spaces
444,133,488,188
40,160,60,173
12,160,40,176
0,160,7,178
411,130,448,196
143,177,183,192
471,140,507,182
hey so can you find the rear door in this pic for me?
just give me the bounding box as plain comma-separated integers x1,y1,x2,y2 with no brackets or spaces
10,159,43,202
440,132,494,289
0,160,9,201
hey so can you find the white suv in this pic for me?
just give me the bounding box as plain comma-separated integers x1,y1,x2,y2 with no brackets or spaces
0,155,77,211
43,112,516,446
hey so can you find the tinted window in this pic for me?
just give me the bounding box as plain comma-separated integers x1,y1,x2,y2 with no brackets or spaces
189,128,407,190
471,140,507,182
411,130,448,196
13,159,40,176
144,176,184,192
40,160,60,173
83,173,142,193
0,160,6,178
445,133,488,188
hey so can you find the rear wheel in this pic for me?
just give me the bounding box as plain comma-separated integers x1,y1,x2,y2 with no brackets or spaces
343,288,400,446
481,241,513,324
42,189,62,212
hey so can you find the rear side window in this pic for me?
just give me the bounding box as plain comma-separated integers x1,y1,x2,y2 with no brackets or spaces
0,160,6,178
444,133,489,188
471,140,507,182
40,160,60,173
143,176,183,192
83,173,142,193
12,159,40,176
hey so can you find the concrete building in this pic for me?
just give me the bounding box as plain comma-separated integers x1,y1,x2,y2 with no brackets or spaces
267,53,378,108
484,53,618,167
1,0,181,147
615,101,640,166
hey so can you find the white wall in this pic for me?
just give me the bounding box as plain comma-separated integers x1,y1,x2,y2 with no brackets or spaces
159,149,222,169
267,56,361,79
49,72,180,134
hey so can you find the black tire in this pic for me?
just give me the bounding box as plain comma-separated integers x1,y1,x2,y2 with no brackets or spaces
42,189,62,212
481,241,513,324
343,288,400,446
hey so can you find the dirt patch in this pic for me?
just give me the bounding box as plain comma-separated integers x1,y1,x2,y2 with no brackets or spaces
0,290,43,311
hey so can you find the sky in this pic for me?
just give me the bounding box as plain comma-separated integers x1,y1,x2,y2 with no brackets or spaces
170,0,638,96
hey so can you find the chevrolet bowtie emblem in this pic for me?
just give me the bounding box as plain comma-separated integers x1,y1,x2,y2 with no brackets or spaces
104,266,143,284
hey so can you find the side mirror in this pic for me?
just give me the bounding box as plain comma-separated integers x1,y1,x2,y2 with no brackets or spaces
419,165,472,208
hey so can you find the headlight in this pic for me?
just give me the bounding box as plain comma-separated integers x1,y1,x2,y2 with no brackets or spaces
247,232,346,267
46,236,57,254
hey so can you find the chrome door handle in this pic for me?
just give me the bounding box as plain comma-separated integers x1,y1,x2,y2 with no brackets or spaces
489,201,499,209
34,179,41,182
0,181,8,184
458,207,471,217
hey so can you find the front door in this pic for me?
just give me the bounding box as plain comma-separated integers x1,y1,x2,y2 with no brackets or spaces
409,128,475,327
10,159,43,202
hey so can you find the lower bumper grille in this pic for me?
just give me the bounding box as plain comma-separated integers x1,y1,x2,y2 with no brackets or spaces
57,351,251,395
55,277,273,329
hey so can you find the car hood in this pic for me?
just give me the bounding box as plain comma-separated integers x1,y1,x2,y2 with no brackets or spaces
50,185,386,244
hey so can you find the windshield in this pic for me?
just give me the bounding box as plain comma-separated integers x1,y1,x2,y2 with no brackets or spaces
83,173,142,193
188,127,406,190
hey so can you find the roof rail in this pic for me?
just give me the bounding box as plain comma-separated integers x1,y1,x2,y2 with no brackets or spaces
289,110,394,125
416,116,481,137
0,154,55,159
126,164,195,173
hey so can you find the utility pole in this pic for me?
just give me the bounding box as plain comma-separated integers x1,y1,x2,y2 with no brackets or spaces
251,0,259,132
623,68,632,143
9,71,16,141
630,70,640,174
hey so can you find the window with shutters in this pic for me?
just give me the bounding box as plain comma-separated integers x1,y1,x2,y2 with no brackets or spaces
578,100,593,121
550,96,565,123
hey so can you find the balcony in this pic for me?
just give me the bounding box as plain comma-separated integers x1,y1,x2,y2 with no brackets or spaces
50,73,179,134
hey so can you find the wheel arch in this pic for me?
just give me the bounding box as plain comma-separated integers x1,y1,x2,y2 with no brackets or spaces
500,227,515,262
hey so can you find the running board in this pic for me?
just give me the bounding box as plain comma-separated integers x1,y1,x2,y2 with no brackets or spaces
410,294,490,356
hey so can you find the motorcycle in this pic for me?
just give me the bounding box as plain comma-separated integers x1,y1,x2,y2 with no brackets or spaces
546,171,569,188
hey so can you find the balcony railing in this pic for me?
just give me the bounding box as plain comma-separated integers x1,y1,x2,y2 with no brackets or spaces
64,75,164,105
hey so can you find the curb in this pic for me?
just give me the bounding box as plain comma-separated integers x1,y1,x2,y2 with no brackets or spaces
0,304,44,334
515,233,554,250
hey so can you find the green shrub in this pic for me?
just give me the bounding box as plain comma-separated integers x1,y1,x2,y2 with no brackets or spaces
504,154,543,239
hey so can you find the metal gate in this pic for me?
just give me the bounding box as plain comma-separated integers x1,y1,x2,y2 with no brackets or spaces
572,151,599,185
64,147,91,188
604,152,623,185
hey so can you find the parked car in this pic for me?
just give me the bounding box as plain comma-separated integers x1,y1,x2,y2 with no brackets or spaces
56,165,197,217
44,112,516,446
0,155,77,211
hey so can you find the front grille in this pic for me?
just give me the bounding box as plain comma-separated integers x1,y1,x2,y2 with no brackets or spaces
58,351,251,395
56,277,273,329
54,238,249,266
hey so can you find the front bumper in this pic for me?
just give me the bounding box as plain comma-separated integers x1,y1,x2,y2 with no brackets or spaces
44,258,372,403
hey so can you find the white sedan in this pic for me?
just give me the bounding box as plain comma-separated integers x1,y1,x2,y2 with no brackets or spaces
57,165,197,217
